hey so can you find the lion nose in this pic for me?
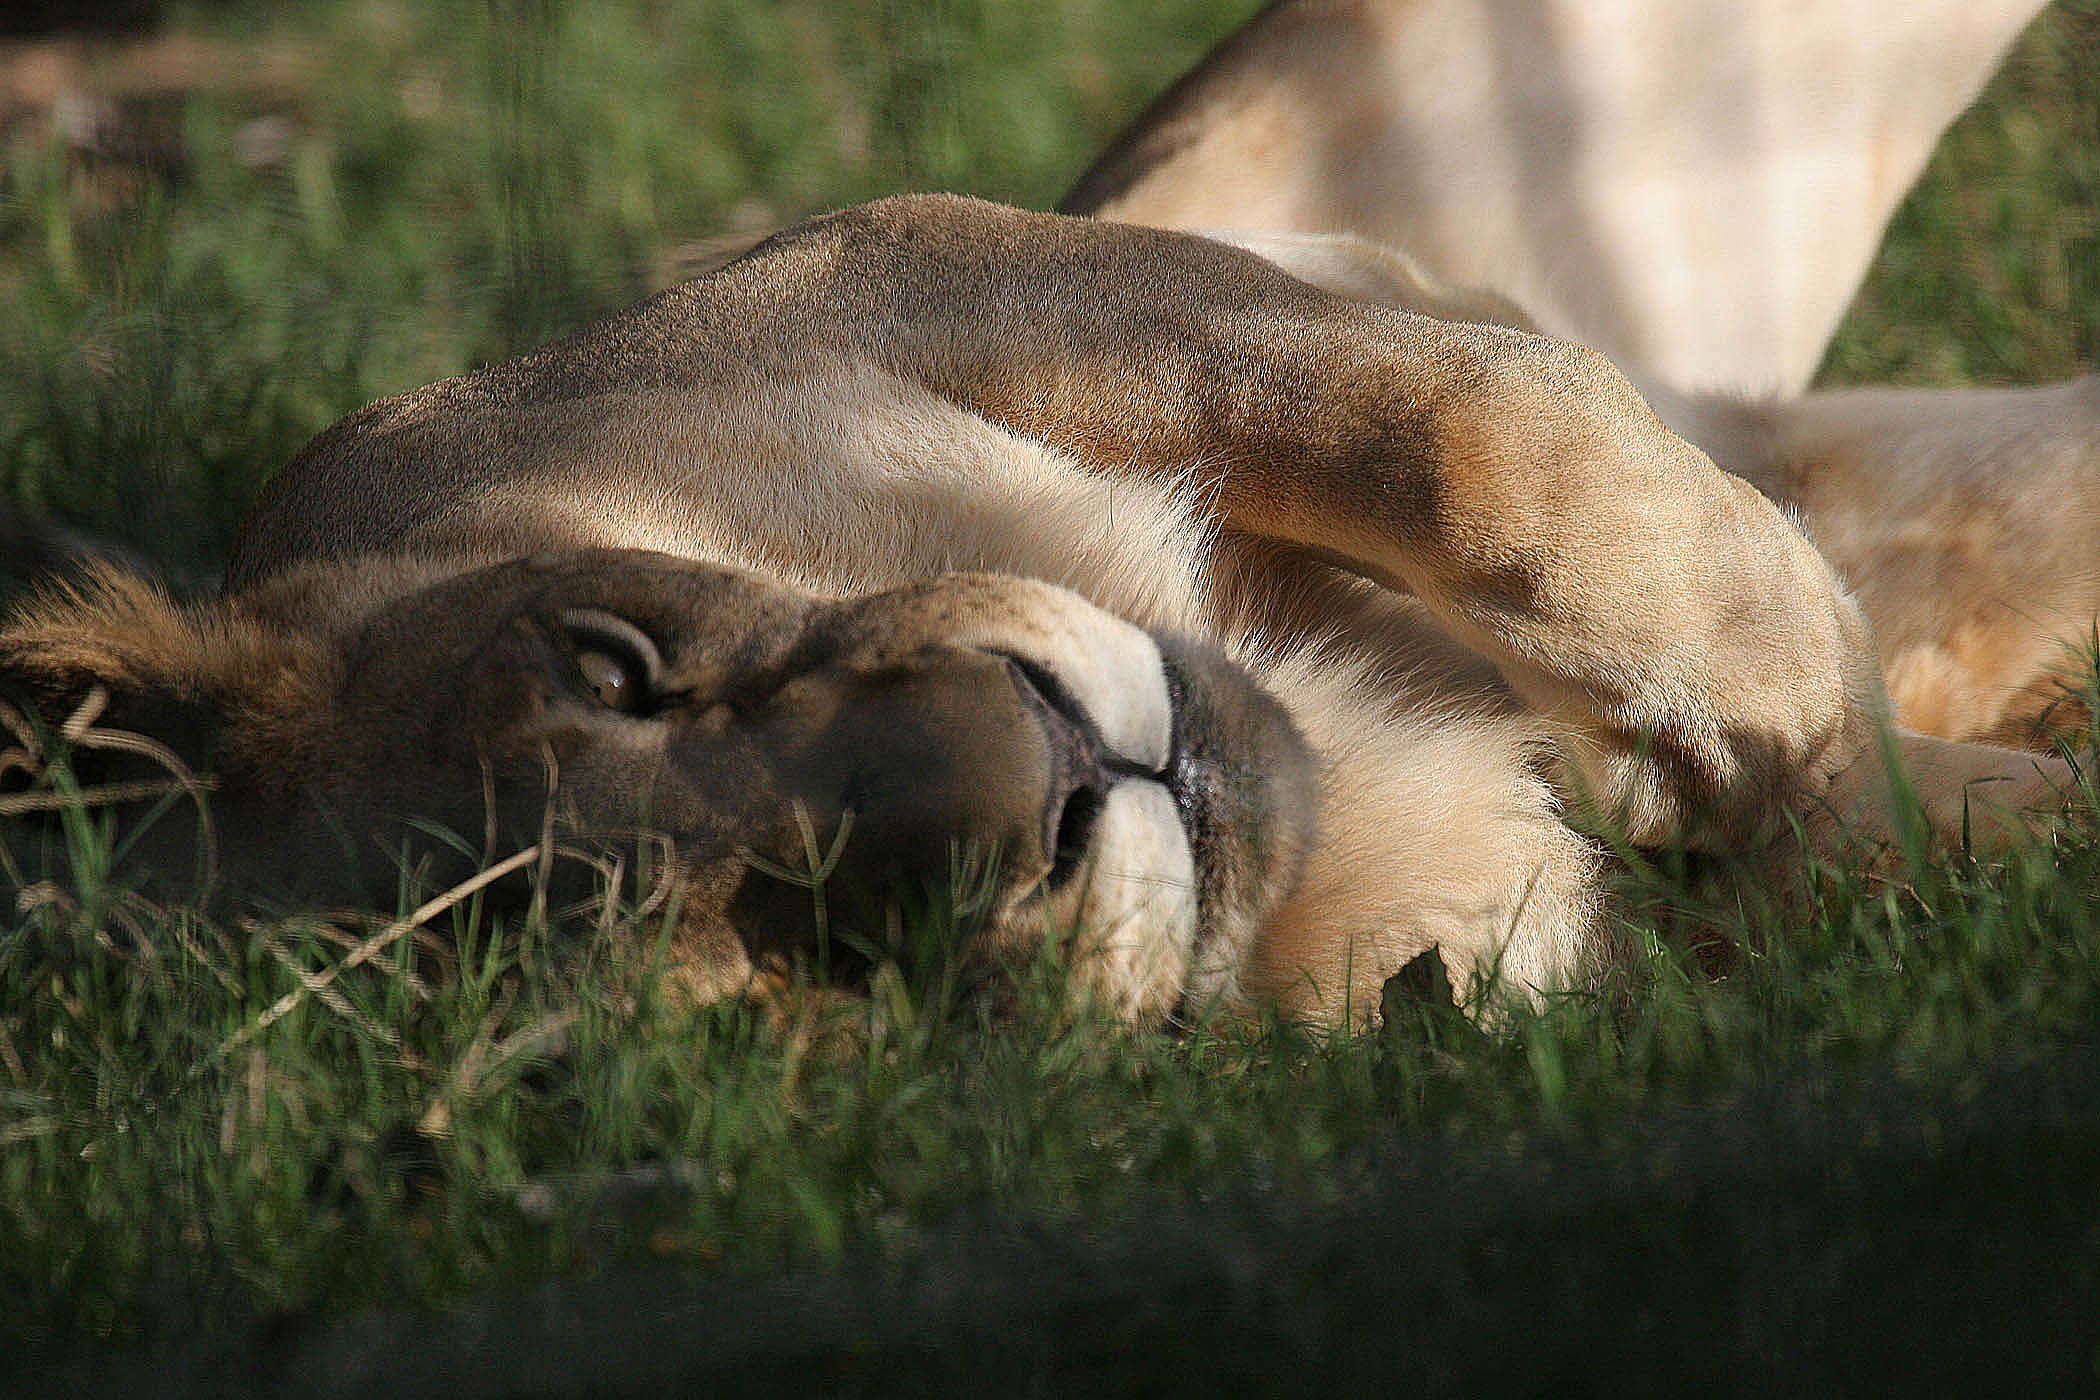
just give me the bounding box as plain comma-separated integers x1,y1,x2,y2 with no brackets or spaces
999,653,1147,887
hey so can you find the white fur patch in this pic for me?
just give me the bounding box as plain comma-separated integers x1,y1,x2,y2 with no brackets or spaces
1066,778,1199,1022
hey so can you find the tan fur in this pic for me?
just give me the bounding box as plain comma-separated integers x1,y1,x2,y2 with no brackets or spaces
1753,380,2100,746
1246,645,1604,1021
2,569,336,790
1109,7,2100,754
1230,228,2100,754
1068,0,2048,396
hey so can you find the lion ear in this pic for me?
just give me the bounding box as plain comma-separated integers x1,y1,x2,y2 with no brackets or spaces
0,567,320,794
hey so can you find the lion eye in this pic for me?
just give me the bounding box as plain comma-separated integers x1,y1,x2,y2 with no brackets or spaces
576,649,638,712
558,609,664,716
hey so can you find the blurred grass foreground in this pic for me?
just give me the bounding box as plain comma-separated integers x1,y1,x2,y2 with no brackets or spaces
2,0,2100,1393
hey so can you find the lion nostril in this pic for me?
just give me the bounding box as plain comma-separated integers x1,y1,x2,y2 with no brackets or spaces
1001,652,1119,886
1047,781,1106,890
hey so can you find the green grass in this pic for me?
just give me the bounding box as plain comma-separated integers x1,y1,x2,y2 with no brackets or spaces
11,770,2100,1391
1821,0,2100,385
4,0,2100,1390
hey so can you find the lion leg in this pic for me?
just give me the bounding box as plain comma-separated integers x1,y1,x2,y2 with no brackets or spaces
774,199,1880,849
1060,0,2047,398
1202,226,2087,848
1807,727,2074,859
1211,235,2100,750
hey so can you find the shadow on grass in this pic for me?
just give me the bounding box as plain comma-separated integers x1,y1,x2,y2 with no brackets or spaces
39,1038,2100,1397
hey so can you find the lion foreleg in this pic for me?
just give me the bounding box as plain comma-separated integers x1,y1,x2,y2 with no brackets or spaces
787,200,1882,848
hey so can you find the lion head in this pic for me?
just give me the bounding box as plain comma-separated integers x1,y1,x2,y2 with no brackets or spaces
0,550,1318,1025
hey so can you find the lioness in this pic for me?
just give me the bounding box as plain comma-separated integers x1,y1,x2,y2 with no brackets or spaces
0,9,2084,1025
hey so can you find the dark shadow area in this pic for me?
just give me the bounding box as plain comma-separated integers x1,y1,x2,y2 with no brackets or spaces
39,1040,2100,1397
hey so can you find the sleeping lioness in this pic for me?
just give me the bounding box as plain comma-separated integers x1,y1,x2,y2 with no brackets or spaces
0,7,2087,1025
1,193,2071,1024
